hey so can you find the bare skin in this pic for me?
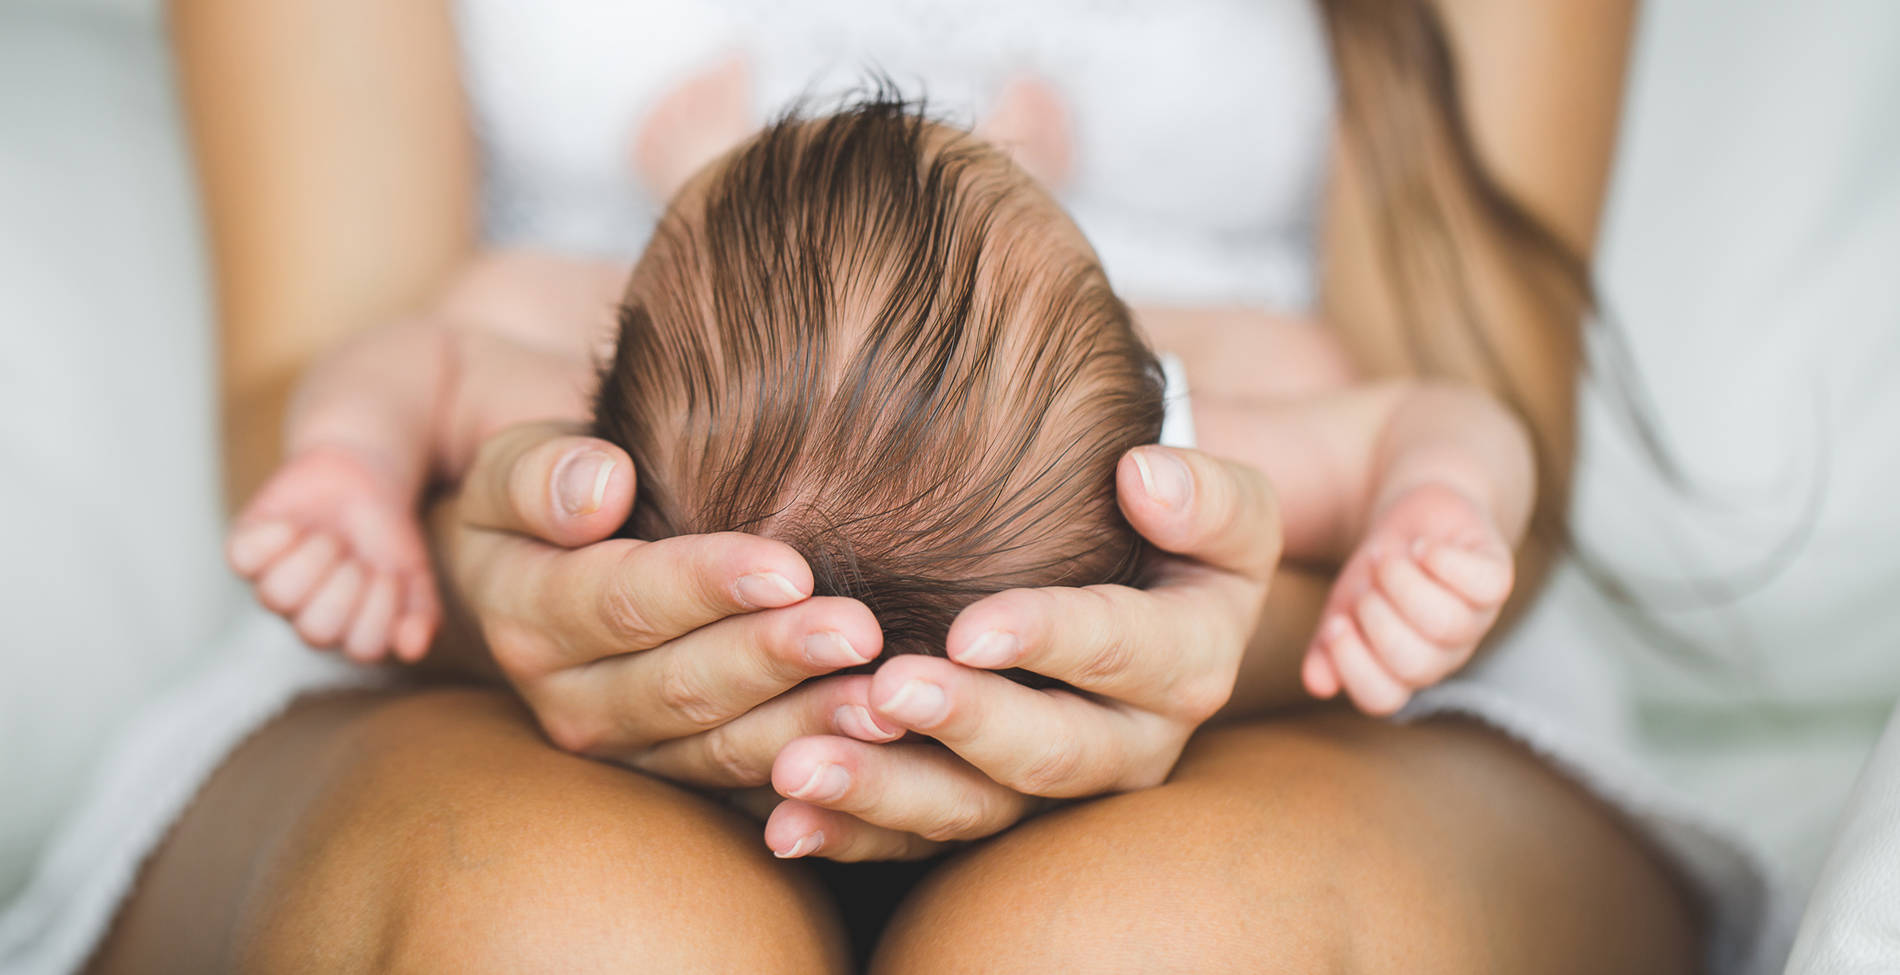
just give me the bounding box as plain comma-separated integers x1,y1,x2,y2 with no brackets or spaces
91,689,851,975
874,715,1697,975
92,695,1696,974
115,0,1697,971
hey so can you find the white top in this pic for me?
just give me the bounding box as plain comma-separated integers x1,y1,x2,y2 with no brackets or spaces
453,0,1334,308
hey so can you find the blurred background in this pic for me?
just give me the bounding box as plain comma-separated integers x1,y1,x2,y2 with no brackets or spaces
1,0,1896,934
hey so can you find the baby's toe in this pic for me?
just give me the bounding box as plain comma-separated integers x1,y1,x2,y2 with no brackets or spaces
342,572,401,662
295,561,367,648
256,534,344,613
1418,542,1514,607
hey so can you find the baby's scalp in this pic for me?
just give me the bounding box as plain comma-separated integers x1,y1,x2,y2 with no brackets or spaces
593,93,1164,664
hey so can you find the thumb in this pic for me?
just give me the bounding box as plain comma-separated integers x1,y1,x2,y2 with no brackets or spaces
458,421,636,548
1117,446,1283,582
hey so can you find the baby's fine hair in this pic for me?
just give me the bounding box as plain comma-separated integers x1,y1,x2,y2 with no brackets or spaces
594,92,1164,662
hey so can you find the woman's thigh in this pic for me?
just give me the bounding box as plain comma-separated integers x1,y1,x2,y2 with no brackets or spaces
875,712,1700,975
89,686,849,975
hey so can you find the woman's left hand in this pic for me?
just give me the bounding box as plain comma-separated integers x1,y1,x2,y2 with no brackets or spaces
758,446,1283,861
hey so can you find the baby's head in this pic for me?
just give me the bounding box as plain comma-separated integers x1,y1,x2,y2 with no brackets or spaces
594,95,1163,665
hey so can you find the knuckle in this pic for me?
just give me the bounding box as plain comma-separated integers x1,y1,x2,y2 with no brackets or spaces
655,659,726,729
483,621,548,677
1172,674,1233,723
1063,587,1130,679
1011,738,1087,797
540,710,606,756
919,804,988,842
761,609,825,680
699,726,764,787
1074,631,1135,687
599,575,663,647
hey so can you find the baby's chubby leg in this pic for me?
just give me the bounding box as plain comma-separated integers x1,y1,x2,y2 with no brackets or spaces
226,321,454,662
1304,482,1516,715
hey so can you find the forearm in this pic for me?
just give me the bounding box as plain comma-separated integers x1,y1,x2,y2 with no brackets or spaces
171,0,479,506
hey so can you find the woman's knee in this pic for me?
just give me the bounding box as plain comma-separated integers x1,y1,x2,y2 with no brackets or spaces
239,688,848,974
873,719,1392,974
876,714,1697,975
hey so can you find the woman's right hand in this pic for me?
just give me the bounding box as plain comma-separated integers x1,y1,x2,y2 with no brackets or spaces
432,422,904,786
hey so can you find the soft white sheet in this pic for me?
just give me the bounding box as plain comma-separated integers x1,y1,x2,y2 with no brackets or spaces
0,7,232,905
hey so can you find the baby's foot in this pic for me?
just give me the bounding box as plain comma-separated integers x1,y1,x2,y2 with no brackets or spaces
226,445,439,663
632,53,755,202
979,75,1075,193
1303,483,1515,715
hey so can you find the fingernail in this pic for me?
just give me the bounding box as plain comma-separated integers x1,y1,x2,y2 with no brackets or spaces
956,630,1020,669
881,679,949,728
802,631,866,668
834,704,900,741
228,521,294,572
735,572,805,608
554,450,615,516
1132,448,1191,510
790,763,851,802
774,831,824,859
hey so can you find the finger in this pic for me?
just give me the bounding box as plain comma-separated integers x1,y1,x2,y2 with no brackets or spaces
481,530,814,675
537,595,880,755
1418,541,1514,607
947,584,1230,718
770,734,1039,839
1303,622,1345,699
392,572,439,662
1117,446,1282,581
1353,590,1451,689
1374,553,1485,647
628,674,901,788
344,572,401,662
869,655,1173,797
256,534,343,612
293,561,366,648
764,800,944,862
1324,616,1411,716
457,422,637,548
227,520,299,577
